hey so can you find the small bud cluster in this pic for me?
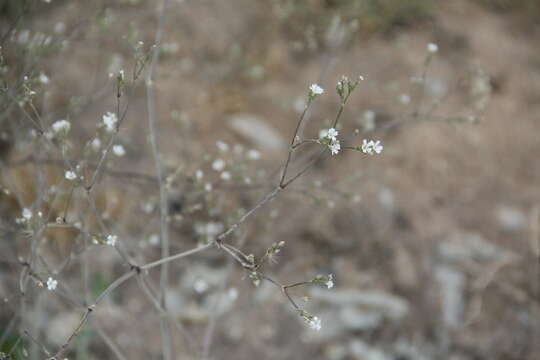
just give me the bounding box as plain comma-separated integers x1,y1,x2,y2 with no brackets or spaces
336,75,363,102
312,274,334,289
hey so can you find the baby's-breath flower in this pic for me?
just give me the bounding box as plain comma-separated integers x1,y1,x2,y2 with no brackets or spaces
65,170,77,181
246,149,261,160
300,311,322,331
427,42,439,54
313,274,334,289
220,171,231,181
106,235,117,246
52,119,70,135
329,141,341,155
102,112,118,132
39,72,49,84
212,159,225,172
46,277,57,291
319,128,340,155
248,272,261,287
112,144,125,157
216,140,229,152
22,208,32,221
361,139,383,155
91,138,101,151
309,84,324,99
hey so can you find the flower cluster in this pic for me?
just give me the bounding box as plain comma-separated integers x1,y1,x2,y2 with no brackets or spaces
46,277,57,291
65,170,77,181
51,119,71,136
319,128,341,155
309,83,324,97
336,75,363,102
106,235,117,246
102,112,118,133
300,310,321,331
361,139,383,155
312,274,334,289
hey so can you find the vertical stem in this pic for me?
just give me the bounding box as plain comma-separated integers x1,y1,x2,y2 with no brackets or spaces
146,0,173,359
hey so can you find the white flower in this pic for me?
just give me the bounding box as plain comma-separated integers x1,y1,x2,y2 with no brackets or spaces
91,138,101,151
22,208,32,220
220,171,231,181
102,112,118,132
427,42,439,53
212,159,225,172
39,72,50,84
205,183,213,192
309,84,324,96
216,141,229,152
361,139,383,155
302,314,322,331
325,274,334,289
329,140,341,155
112,144,125,157
51,120,70,134
319,127,338,141
327,128,338,140
106,235,117,246
195,170,204,180
65,170,77,181
246,149,261,160
46,277,57,291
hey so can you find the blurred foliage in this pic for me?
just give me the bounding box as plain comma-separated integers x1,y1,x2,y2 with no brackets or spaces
476,0,540,12
0,0,28,20
279,0,435,35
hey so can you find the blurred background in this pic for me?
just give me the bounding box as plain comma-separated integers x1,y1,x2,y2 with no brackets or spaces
1,0,539,359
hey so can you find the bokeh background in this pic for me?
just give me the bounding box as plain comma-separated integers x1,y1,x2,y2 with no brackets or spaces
1,0,539,359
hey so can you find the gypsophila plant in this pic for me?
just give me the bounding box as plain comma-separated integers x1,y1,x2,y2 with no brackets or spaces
0,1,489,359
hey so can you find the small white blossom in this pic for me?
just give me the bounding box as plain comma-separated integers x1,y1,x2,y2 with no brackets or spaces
106,235,117,246
46,277,57,291
193,279,209,294
102,112,118,132
204,183,213,192
212,159,225,172
216,141,229,152
39,72,50,84
329,140,341,155
112,144,125,157
301,312,322,331
91,138,101,151
325,274,334,289
220,171,231,181
51,120,71,134
65,170,77,181
361,139,383,155
195,170,204,180
22,208,32,220
246,149,261,160
427,42,439,53
326,128,338,140
319,127,338,141
309,84,324,96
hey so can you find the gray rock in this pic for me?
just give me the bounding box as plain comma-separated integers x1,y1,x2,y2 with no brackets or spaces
339,307,382,330
349,340,392,360
228,113,286,151
435,266,465,329
438,232,513,263
496,206,527,232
